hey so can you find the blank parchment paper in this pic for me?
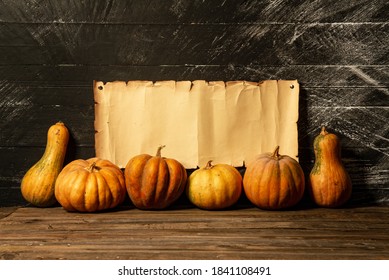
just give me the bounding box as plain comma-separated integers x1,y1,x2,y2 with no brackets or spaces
94,80,299,169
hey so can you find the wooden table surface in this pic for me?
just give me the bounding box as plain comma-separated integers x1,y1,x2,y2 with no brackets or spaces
0,204,388,260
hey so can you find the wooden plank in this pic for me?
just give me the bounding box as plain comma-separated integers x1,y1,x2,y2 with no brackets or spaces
1,81,387,108
298,107,389,154
0,0,387,24
0,105,95,146
1,65,388,87
0,146,96,176
0,23,387,65
301,87,389,107
0,207,19,219
0,206,388,260
0,81,93,106
1,104,387,150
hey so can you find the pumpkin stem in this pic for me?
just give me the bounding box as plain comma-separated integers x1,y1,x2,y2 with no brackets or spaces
271,146,281,159
320,126,328,135
85,161,99,173
156,145,166,157
205,160,214,170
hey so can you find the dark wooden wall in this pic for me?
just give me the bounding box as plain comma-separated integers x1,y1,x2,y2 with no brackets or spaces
0,0,388,206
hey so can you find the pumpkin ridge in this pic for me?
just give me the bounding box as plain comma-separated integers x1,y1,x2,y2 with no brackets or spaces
155,159,169,207
244,159,262,202
142,157,160,207
69,169,88,212
278,160,288,208
99,167,122,208
212,167,225,207
287,160,304,205
259,160,274,208
222,165,242,201
95,171,109,211
270,160,281,208
126,155,149,204
86,171,100,212
62,168,83,211
165,159,186,204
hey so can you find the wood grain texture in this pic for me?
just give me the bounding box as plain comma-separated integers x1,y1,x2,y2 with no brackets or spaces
0,206,388,260
1,65,388,86
1,23,387,65
0,0,387,24
0,0,388,205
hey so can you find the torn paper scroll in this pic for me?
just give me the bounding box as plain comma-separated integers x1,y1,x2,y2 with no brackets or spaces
94,80,299,169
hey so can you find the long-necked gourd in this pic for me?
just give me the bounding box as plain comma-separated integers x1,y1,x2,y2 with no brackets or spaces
20,122,69,207
309,126,352,207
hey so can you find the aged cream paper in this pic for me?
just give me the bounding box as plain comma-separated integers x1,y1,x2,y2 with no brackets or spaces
94,80,299,169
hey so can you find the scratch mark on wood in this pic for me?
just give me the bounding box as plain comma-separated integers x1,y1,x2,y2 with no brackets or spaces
349,66,388,91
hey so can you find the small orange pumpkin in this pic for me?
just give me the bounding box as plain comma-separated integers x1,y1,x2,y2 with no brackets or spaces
21,122,69,207
186,160,242,210
55,158,126,212
309,127,352,207
243,146,305,210
124,146,187,209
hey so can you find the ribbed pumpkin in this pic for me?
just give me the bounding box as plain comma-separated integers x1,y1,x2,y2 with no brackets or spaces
243,146,305,210
309,127,352,207
21,122,69,207
186,160,242,210
124,146,187,210
54,158,126,212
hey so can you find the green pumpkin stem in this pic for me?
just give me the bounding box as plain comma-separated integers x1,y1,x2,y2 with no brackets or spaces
156,145,166,157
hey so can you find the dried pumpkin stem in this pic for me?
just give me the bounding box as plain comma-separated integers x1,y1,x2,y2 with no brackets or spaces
85,162,98,173
205,160,214,170
156,145,166,157
320,126,328,135
271,146,281,159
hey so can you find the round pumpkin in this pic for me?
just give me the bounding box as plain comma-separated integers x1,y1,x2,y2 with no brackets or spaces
243,146,305,210
21,121,69,207
124,146,187,210
54,158,126,212
186,160,242,210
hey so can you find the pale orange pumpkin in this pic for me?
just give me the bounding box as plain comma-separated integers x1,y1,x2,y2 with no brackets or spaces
55,158,126,212
186,160,242,210
124,146,187,209
21,122,69,207
309,127,352,207
243,146,305,210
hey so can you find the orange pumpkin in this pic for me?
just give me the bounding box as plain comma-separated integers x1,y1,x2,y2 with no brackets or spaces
54,158,126,212
243,146,305,210
124,146,187,209
21,122,69,207
186,160,242,210
309,127,352,207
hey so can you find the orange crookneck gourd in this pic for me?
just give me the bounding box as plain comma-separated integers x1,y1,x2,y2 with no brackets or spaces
20,122,69,207
309,126,352,207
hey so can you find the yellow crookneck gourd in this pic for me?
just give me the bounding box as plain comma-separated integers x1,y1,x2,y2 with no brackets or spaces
309,126,352,207
21,122,69,207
